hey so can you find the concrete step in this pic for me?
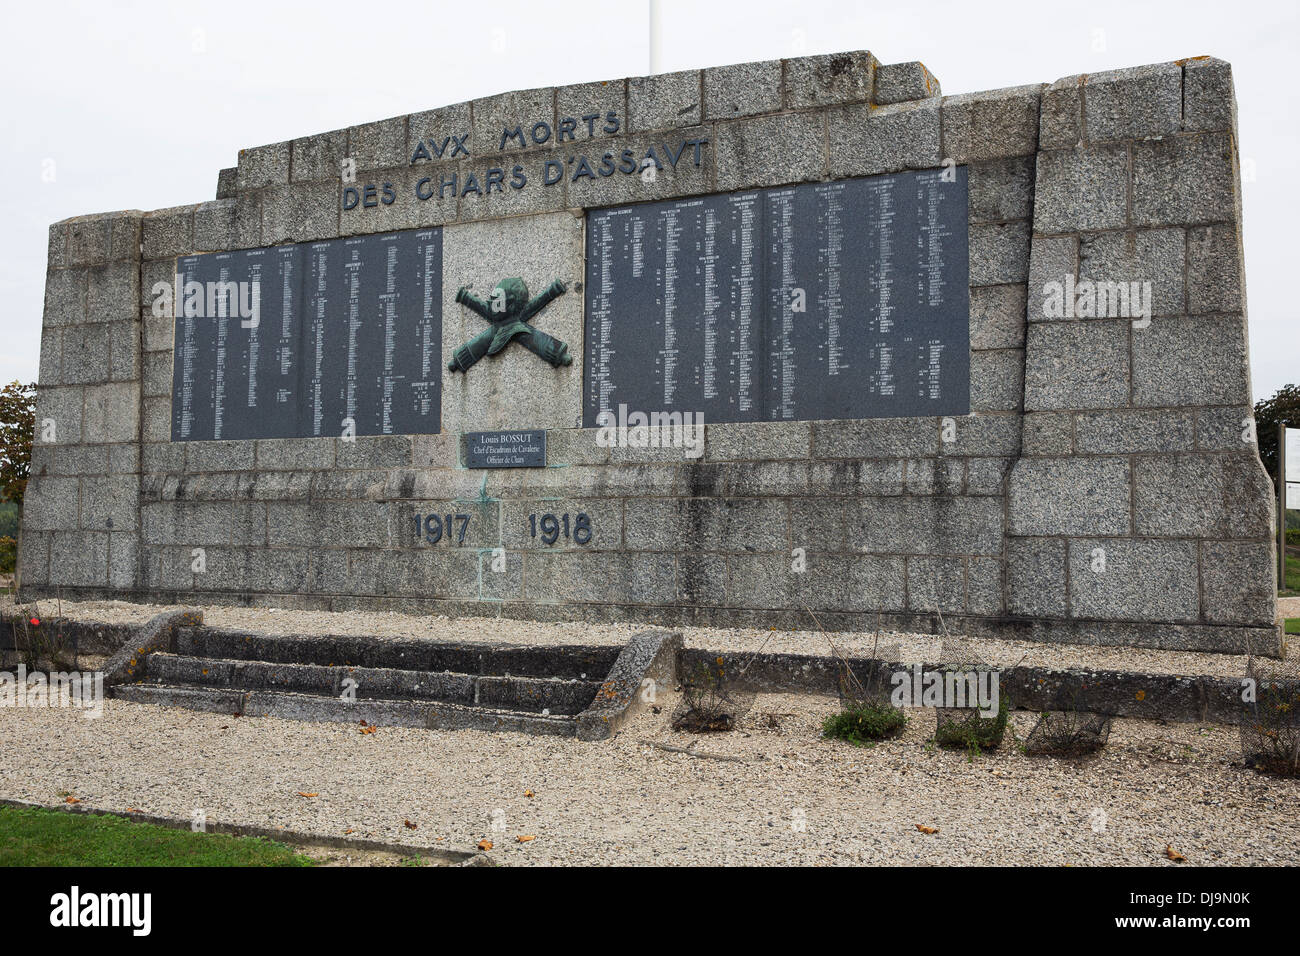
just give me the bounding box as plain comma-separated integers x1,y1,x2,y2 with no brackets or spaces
107,624,681,741
176,627,620,680
143,653,600,715
111,683,579,737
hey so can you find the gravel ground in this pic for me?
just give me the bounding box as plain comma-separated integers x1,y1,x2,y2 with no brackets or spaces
1,692,1297,866
1277,596,1300,619
2,595,1292,679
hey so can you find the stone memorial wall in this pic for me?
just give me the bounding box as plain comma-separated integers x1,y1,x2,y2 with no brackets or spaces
18,51,1280,653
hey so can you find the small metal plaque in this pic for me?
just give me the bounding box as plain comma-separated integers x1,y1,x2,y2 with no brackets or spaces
464,429,547,468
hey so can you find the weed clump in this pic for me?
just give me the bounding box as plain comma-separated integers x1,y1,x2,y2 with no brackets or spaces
1025,685,1113,757
823,701,907,746
672,658,753,733
1241,656,1300,776
935,688,1010,753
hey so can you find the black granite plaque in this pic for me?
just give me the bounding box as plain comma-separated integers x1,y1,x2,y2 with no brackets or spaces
464,430,547,468
171,228,443,441
582,168,970,426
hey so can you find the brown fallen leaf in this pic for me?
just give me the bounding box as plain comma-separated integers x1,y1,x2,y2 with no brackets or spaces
517,834,536,843
477,839,493,851
404,820,418,830
524,789,535,798
1165,845,1185,862
64,796,80,804
915,824,939,834
343,829,354,835
360,724,378,735
125,807,141,813
297,792,318,798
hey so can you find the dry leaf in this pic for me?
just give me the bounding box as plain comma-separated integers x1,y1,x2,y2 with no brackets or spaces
297,791,318,798
344,829,354,834
125,807,141,813
524,790,535,798
404,820,418,830
1165,845,1185,862
915,824,939,834
516,834,536,843
64,796,80,804
477,839,493,851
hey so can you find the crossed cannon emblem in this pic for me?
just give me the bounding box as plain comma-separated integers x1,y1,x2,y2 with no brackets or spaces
446,277,572,373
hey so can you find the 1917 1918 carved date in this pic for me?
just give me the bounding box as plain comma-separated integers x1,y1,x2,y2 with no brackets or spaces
414,513,470,546
529,512,591,546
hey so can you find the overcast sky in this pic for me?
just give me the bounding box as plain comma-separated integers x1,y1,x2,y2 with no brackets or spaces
1,0,1295,402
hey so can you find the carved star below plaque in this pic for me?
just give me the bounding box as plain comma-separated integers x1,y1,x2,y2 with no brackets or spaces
447,277,572,372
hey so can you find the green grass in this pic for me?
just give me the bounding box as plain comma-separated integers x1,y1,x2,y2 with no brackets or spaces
0,805,315,867
934,691,1012,755
1285,618,1300,636
822,701,907,746
1283,554,1300,595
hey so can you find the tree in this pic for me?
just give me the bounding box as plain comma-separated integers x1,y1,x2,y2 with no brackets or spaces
1254,384,1300,495
0,381,36,506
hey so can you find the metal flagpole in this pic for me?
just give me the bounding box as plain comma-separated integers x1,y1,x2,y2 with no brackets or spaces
649,0,662,75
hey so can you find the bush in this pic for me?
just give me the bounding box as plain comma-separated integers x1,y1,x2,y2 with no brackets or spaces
0,382,35,507
1025,710,1112,756
823,701,906,745
1024,684,1114,756
0,535,14,574
935,690,1010,753
671,658,753,733
7,603,75,671
932,641,1011,755
1240,659,1300,776
823,646,906,745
